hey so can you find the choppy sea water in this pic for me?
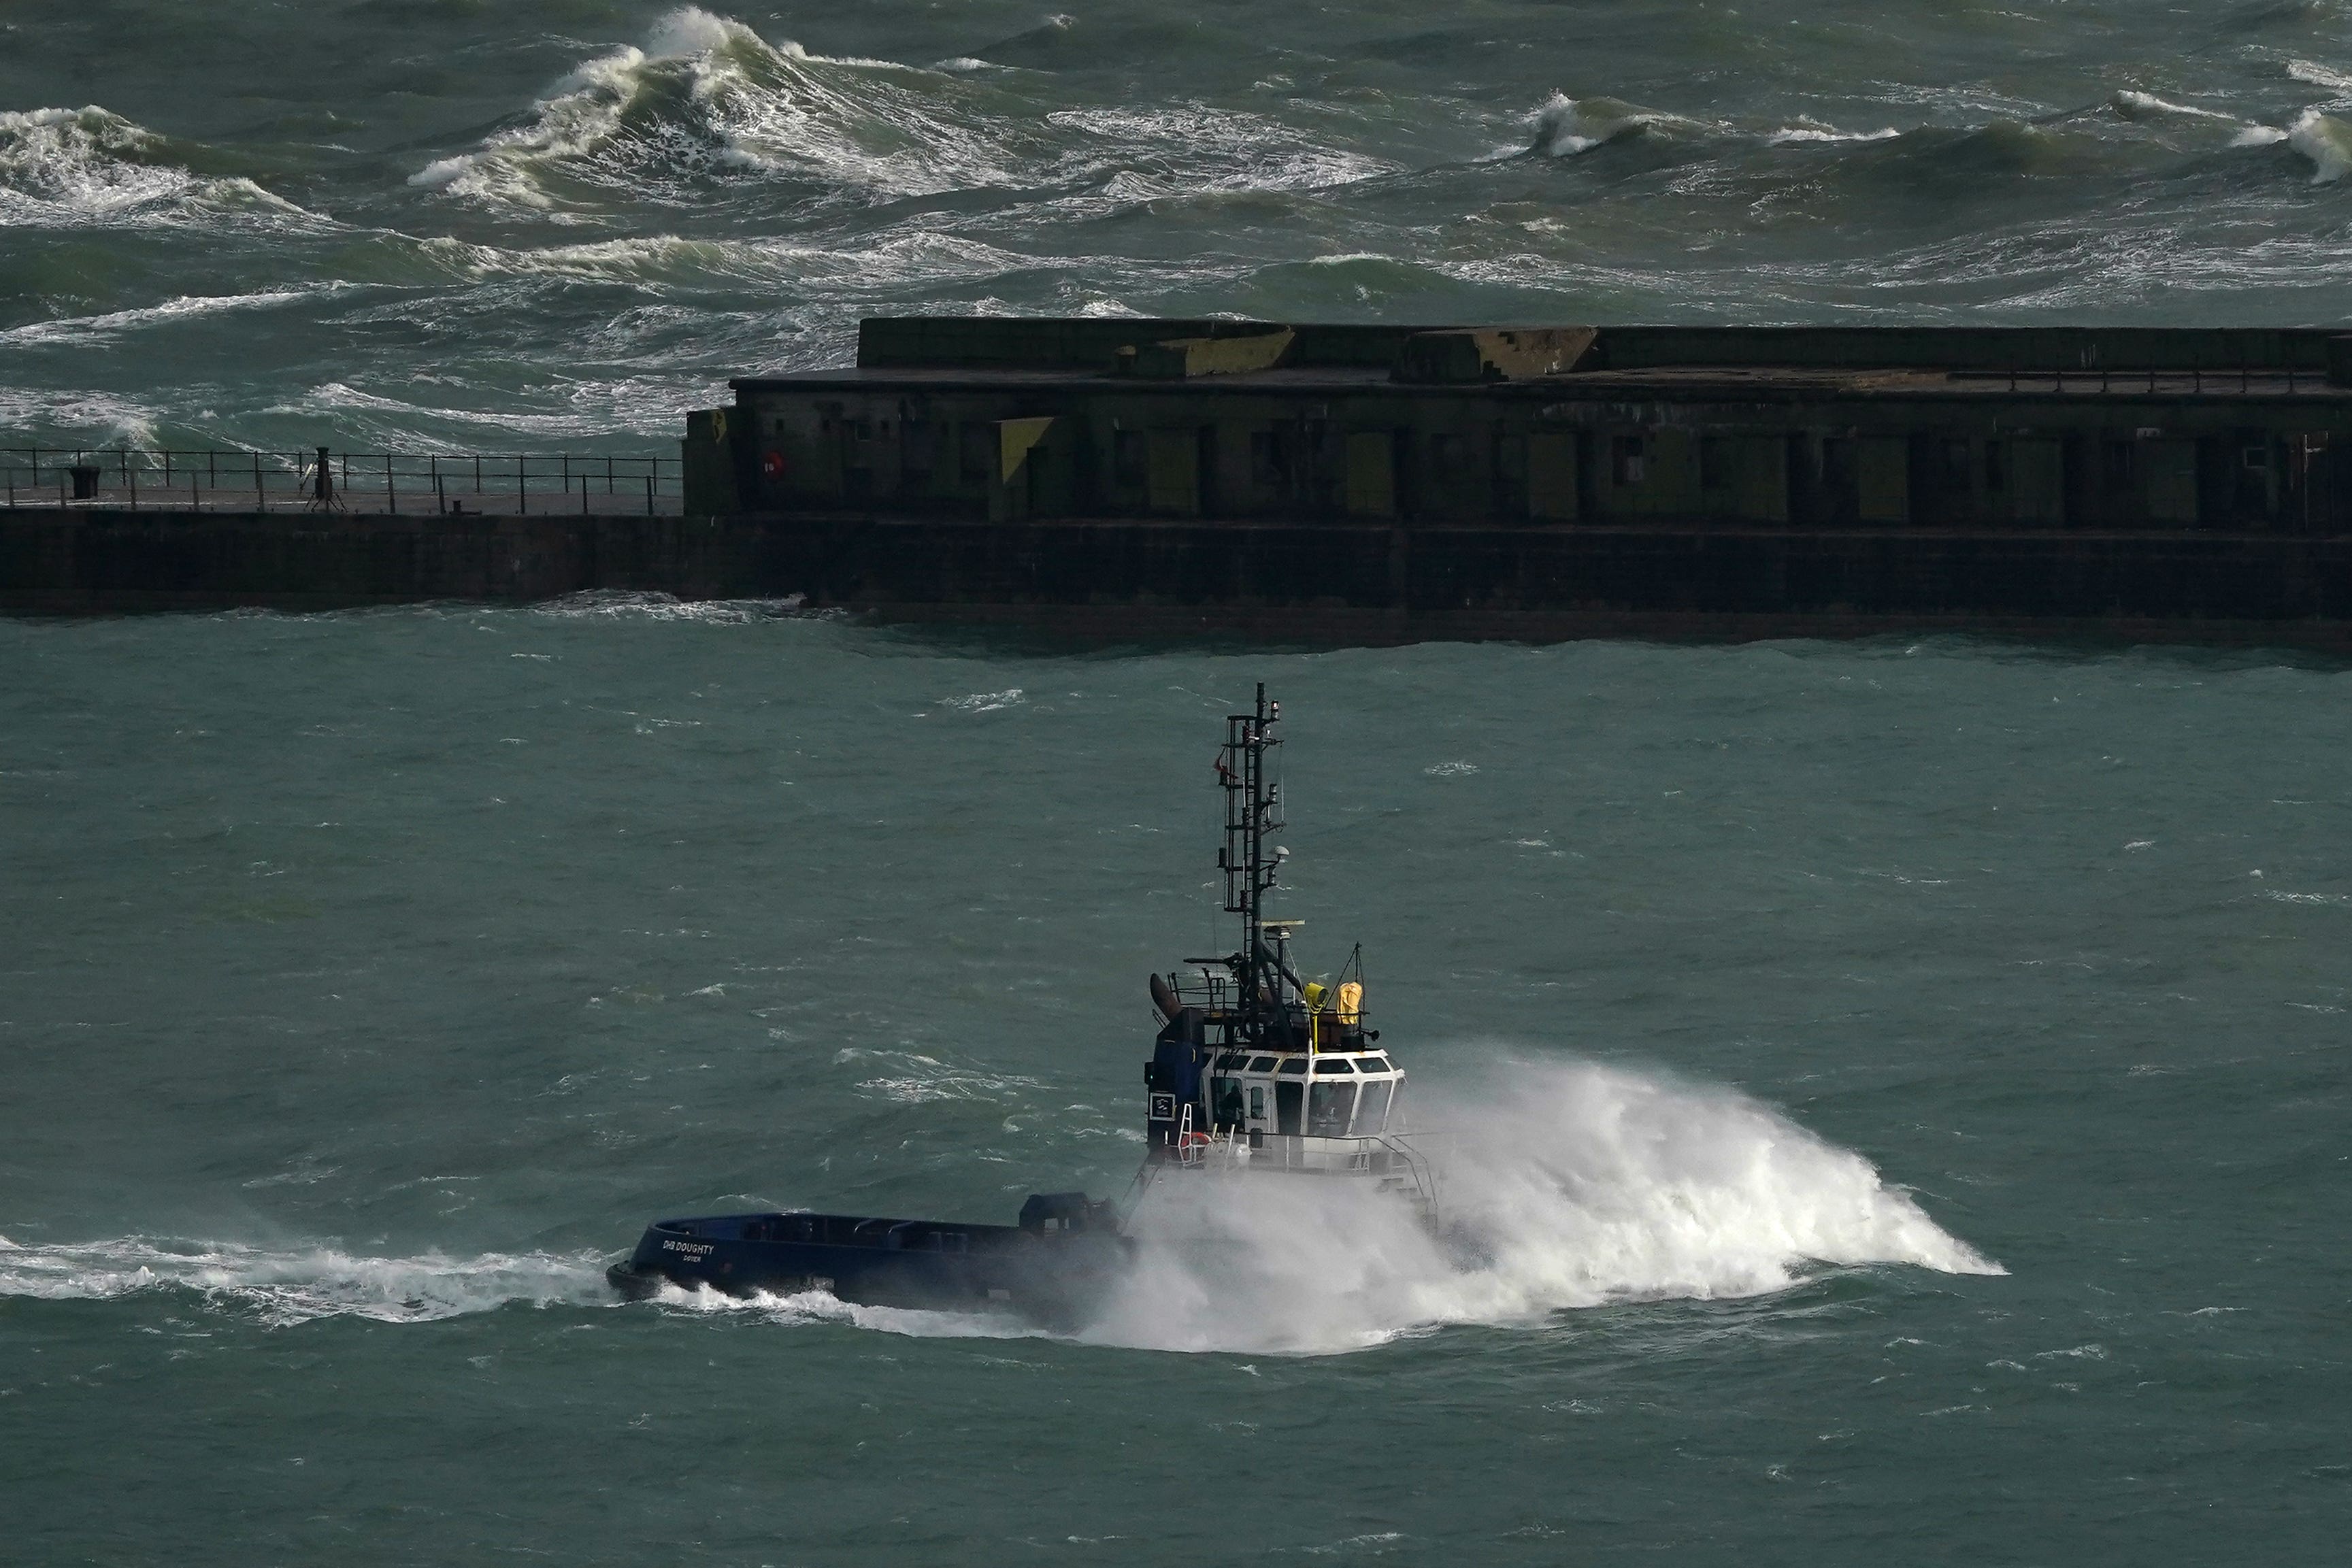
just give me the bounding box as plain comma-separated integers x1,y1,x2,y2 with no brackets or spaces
2,607,2347,1561
12,2,2352,454
7,1,2352,1556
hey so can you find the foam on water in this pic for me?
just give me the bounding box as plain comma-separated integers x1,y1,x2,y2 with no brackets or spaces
525,587,812,621
0,1235,613,1326
2108,90,2238,124
0,288,338,347
1767,118,1900,146
647,1280,1053,1341
2286,58,2352,95
0,385,161,444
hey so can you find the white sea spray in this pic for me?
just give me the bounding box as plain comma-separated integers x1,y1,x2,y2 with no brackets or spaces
1079,1056,1999,1354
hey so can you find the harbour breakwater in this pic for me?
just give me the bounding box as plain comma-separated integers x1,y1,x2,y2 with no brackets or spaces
8,506,2352,648
10,318,2352,646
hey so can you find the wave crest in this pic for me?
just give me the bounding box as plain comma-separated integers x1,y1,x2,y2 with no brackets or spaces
410,5,1036,209
1529,92,1691,156
0,105,305,228
2289,107,2352,182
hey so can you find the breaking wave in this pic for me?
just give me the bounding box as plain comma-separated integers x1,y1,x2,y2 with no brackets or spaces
2287,107,2352,182
0,1235,612,1326
409,7,1042,209
0,105,308,228
1529,93,1698,156
409,6,1387,213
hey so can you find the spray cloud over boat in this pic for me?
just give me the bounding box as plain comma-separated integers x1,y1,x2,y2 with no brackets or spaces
1086,1054,1999,1354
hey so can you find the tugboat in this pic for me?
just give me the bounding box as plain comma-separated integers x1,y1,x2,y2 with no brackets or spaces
607,684,1432,1317
1127,685,1436,1218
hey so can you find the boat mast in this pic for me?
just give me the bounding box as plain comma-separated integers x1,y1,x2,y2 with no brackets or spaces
1219,683,1286,1044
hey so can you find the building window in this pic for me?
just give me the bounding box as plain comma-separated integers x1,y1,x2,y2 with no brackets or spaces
1612,435,1645,486
1250,428,1292,488
2103,440,2134,490
1700,437,1727,490
1942,439,1971,488
900,420,936,487
1429,432,1467,486
959,422,993,484
1113,428,1146,488
1984,441,2006,493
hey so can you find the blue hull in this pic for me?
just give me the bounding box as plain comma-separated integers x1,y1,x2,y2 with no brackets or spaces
609,1199,1130,1325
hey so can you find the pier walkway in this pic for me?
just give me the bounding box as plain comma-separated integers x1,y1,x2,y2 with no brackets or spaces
1,448,684,518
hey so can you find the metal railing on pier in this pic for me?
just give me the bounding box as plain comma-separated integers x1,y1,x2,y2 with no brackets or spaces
0,447,684,516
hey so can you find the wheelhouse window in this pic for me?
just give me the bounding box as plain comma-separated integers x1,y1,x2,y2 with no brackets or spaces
1307,1080,1357,1137
1353,1078,1393,1133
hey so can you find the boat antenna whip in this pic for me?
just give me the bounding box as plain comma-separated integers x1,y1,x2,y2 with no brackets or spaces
1218,682,1285,1044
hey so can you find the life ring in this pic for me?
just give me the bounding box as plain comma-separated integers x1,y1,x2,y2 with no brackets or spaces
762,449,785,479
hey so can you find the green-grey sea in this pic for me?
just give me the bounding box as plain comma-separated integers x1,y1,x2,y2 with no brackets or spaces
3,612,2347,1562
6,1,2352,1562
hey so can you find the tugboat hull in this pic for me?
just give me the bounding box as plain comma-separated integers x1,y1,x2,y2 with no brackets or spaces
609,1196,1129,1324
